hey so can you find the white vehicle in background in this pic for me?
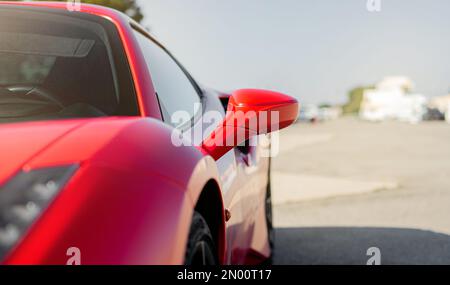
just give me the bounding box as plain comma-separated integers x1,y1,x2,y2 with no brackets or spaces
319,106,342,121
298,104,342,123
299,104,320,122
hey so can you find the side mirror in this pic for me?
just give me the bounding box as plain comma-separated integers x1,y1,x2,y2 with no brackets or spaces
202,89,299,160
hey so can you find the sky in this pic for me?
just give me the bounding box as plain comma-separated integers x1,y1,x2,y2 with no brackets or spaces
138,0,450,105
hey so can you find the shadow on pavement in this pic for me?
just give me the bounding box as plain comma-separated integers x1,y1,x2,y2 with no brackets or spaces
274,227,450,265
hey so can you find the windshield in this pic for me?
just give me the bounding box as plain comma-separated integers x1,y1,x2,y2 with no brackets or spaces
0,54,56,85
0,7,138,123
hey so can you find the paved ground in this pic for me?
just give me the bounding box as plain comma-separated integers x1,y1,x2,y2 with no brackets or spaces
272,117,450,264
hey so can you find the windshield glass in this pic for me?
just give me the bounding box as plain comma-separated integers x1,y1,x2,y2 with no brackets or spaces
0,54,56,85
0,7,138,123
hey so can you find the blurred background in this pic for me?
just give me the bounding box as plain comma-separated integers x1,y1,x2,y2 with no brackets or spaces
138,0,450,265
20,0,450,264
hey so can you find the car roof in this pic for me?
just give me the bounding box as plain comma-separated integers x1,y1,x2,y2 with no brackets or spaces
0,1,129,22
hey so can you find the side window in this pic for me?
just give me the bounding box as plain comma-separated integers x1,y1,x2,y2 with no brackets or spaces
133,30,201,125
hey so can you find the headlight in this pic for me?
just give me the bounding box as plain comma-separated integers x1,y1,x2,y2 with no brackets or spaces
0,165,78,260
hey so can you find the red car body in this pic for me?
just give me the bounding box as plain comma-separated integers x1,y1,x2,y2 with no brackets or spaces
0,2,298,265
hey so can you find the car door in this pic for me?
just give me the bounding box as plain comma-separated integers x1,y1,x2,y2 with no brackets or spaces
132,28,254,263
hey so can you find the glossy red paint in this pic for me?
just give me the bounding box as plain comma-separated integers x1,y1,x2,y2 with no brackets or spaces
202,89,299,161
0,2,299,265
229,89,299,131
3,118,222,264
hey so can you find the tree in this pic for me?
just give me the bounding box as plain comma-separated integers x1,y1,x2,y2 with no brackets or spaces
343,86,374,114
9,0,144,23
318,103,332,109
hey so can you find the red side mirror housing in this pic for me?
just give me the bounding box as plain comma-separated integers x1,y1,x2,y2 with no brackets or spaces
202,89,299,160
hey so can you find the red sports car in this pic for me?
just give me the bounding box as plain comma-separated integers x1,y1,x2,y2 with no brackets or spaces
0,2,298,265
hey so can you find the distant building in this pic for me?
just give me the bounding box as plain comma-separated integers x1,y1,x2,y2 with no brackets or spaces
359,77,427,123
376,76,414,92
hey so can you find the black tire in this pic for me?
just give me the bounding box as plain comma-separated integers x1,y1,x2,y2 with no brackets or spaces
266,173,275,250
264,158,275,265
185,212,218,265
264,156,275,252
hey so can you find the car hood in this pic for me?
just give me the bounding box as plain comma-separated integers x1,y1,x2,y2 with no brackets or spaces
0,117,138,185
0,120,85,184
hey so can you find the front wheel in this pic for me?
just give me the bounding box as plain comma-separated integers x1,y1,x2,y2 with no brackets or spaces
185,212,218,265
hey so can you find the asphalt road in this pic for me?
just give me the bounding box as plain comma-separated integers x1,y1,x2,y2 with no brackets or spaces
272,118,450,265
